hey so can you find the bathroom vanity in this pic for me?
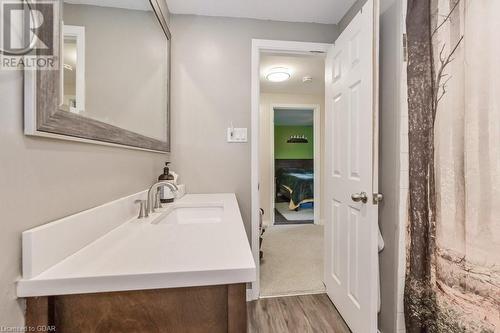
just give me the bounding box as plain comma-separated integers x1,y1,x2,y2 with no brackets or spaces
18,193,255,332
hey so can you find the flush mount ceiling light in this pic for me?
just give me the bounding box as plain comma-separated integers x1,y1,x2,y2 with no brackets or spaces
266,67,291,82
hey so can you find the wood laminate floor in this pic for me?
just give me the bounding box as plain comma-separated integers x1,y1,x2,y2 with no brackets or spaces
247,294,351,333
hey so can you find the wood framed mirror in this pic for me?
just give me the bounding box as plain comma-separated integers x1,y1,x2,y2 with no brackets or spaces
24,0,171,152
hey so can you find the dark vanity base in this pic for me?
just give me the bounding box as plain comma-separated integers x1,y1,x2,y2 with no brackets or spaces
26,283,247,333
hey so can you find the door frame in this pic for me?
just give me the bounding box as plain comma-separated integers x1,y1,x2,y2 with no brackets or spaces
250,39,331,300
270,104,321,226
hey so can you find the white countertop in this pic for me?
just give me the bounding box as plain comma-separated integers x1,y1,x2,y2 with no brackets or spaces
17,193,256,297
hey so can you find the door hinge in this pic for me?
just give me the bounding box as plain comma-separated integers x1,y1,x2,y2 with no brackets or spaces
403,33,408,62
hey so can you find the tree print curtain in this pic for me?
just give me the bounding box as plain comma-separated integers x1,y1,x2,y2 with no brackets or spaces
405,0,499,332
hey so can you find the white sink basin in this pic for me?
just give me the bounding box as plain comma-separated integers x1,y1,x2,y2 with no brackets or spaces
156,204,224,225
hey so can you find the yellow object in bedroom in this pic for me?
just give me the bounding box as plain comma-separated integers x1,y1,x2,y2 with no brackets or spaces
289,198,314,210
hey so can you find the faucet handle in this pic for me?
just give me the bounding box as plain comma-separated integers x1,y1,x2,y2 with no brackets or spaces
135,199,148,219
153,190,162,211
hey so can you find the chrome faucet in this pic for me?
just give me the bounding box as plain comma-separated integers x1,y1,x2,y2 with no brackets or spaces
146,181,179,215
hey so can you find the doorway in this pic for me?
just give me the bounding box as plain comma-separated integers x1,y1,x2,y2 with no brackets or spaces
271,105,320,226
257,52,325,297
252,41,330,301
251,1,379,329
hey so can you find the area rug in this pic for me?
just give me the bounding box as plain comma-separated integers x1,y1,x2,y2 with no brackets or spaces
275,202,314,224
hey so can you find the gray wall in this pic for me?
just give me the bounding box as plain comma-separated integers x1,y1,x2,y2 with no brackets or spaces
169,14,338,238
338,0,368,34
378,0,403,331
0,0,171,327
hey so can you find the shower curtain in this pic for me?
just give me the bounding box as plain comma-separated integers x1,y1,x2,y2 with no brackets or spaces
405,0,500,332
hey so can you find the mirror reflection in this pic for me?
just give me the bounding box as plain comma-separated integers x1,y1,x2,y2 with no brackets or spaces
62,0,169,141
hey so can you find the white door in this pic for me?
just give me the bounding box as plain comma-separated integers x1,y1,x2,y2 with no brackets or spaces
324,0,379,332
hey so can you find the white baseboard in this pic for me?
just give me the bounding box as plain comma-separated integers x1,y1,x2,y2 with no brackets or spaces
247,288,254,301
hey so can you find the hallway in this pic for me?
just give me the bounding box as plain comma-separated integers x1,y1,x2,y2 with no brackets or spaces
260,225,324,296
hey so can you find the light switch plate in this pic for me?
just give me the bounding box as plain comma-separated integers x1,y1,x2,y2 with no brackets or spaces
227,128,248,143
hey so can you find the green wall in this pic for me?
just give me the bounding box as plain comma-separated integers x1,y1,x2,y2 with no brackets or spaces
274,126,314,159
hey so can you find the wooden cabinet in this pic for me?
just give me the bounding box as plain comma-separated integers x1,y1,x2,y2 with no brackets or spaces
26,284,246,333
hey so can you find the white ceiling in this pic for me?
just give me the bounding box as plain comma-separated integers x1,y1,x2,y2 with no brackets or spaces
260,53,325,95
166,0,356,24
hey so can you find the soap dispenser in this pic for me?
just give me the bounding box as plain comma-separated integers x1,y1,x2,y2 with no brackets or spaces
158,162,175,203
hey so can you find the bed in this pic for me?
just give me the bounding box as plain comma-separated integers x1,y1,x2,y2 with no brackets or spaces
275,159,314,211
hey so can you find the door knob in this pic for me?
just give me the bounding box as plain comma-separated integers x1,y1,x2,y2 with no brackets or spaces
351,192,368,203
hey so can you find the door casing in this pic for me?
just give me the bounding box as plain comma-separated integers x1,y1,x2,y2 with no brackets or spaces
269,104,321,226
250,39,331,301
